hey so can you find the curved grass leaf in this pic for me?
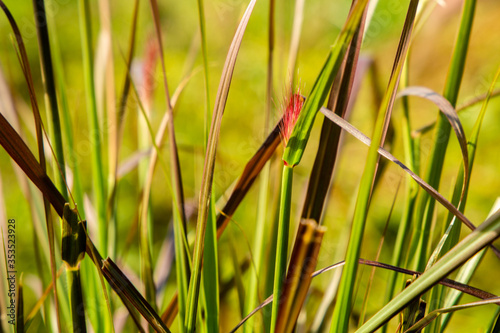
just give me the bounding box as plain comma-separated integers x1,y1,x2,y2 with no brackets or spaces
397,86,469,190
185,2,257,331
319,105,500,253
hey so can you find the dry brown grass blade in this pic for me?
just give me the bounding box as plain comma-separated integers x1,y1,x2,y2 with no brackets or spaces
102,258,170,333
0,113,65,216
276,220,325,333
216,119,282,237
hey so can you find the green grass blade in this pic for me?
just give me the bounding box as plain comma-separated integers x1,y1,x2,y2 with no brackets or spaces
202,195,219,333
329,1,418,331
270,164,293,332
77,0,107,256
196,0,219,329
185,1,257,331
244,0,275,330
382,61,418,333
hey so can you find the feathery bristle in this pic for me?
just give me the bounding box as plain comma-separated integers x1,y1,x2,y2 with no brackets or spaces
280,90,304,148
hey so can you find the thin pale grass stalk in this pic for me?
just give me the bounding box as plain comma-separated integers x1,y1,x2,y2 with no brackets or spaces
382,60,418,333
147,3,191,331
185,2,257,331
196,0,219,327
0,2,63,330
77,0,108,256
96,0,118,258
411,0,476,273
78,1,114,330
330,1,418,331
135,38,160,313
108,0,139,225
287,0,304,89
244,0,275,331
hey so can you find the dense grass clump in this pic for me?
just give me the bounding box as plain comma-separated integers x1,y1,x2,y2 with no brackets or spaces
0,0,500,332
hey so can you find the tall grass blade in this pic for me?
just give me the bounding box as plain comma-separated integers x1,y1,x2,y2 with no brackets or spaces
330,1,418,331
32,0,68,201
146,3,191,332
185,1,257,331
244,0,275,330
77,0,108,255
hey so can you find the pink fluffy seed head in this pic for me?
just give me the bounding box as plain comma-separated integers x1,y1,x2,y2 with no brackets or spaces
280,91,304,148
